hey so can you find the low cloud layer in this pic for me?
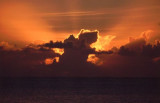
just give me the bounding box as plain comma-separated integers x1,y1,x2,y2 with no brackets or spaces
0,30,160,77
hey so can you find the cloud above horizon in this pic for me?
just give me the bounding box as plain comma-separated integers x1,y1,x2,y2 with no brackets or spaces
0,0,160,77
0,29,160,77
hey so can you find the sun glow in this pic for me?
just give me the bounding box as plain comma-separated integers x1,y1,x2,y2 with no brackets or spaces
91,34,116,51
52,48,64,55
87,54,103,65
0,2,58,43
76,29,98,38
44,57,60,65
53,57,60,63
44,58,54,65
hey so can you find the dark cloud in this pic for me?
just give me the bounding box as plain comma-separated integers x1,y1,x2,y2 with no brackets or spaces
117,36,160,58
42,30,111,66
142,41,160,58
1,30,160,77
78,30,98,45
0,43,58,77
118,46,136,56
42,30,98,49
125,38,146,52
99,37,160,77
99,54,160,77
42,41,72,48
118,38,146,56
0,30,113,77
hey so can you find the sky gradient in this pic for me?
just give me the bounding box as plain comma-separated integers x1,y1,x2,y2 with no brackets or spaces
0,0,160,46
0,0,160,77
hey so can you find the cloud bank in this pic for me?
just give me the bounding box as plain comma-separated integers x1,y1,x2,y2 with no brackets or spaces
0,30,160,77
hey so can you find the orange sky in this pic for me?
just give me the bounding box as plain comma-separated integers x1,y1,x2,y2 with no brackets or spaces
0,0,160,48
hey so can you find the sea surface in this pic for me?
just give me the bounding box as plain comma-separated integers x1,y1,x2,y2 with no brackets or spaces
0,78,160,103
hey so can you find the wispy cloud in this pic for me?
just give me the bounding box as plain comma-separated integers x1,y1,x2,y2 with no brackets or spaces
38,11,106,17
38,5,160,17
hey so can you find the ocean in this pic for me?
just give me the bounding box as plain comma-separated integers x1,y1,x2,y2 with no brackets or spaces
0,78,160,103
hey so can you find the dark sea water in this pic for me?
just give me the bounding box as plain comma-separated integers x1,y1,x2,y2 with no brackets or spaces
0,78,160,103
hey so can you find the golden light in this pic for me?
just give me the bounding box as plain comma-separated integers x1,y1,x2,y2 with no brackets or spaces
87,54,103,66
0,41,20,51
45,58,54,65
44,57,60,65
76,29,98,38
91,34,116,51
0,1,65,44
53,57,60,63
52,48,64,55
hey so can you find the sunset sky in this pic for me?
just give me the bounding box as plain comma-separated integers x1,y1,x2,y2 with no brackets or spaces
0,0,160,77
1,0,160,46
